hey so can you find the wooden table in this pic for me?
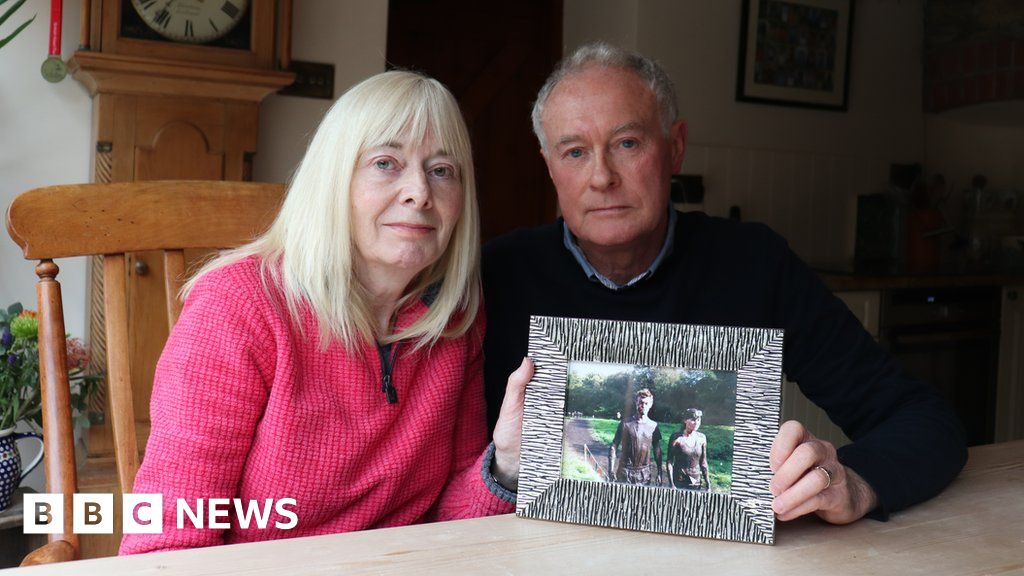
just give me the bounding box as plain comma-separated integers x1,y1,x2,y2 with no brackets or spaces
9,441,1024,575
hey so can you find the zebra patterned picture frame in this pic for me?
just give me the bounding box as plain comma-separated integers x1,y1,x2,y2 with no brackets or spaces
516,316,783,544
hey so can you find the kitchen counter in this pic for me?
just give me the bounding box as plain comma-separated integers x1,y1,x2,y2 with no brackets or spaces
808,261,1024,446
812,261,1024,291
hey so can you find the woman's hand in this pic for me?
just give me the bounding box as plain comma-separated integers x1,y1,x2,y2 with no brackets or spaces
769,420,878,524
491,357,534,491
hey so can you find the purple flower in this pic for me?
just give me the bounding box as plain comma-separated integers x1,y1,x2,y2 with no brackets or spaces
0,328,10,348
7,353,17,366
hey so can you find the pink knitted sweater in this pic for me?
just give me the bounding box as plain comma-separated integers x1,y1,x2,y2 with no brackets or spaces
120,257,514,554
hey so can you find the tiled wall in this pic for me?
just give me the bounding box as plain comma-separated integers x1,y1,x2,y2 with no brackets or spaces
925,39,1024,113
679,142,892,264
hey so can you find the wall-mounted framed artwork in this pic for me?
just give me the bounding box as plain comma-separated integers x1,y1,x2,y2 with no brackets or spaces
736,0,854,111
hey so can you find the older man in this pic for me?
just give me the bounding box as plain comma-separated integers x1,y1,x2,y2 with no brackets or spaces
483,42,966,524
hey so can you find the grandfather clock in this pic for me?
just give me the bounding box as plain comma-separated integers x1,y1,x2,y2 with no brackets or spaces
67,0,294,557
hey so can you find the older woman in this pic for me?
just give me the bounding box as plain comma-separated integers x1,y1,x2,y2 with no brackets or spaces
120,71,529,554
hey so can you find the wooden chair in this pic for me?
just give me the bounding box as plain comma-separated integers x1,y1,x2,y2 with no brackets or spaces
5,180,285,564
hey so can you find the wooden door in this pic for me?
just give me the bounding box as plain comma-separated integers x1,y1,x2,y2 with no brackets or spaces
386,0,561,242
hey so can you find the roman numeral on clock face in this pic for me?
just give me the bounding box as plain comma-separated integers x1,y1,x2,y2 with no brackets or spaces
132,0,249,44
221,1,240,19
154,8,171,28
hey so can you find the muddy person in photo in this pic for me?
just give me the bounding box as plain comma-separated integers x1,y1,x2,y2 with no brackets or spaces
609,388,663,485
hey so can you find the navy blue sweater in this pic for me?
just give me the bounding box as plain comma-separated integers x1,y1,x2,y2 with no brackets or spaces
482,210,967,518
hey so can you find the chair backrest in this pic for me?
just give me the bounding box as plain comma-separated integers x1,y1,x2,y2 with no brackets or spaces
6,180,285,561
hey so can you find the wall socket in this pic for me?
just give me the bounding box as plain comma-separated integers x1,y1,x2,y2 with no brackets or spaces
279,60,335,100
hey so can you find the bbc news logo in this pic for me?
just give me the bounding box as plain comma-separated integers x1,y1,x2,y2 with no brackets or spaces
23,494,298,534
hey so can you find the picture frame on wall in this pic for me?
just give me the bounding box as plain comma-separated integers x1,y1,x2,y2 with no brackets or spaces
516,316,783,545
736,0,855,111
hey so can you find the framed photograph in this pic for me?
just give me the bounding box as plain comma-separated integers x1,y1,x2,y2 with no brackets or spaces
736,0,854,110
516,316,782,545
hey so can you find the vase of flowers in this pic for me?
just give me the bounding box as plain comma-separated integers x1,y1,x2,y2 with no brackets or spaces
0,303,101,510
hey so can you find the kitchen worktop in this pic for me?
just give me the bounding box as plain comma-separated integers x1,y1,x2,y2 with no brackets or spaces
812,261,1024,291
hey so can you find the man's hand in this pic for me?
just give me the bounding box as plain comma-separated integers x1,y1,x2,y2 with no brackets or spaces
491,357,533,492
769,420,879,524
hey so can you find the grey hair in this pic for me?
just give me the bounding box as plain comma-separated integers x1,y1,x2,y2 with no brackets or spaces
531,41,679,149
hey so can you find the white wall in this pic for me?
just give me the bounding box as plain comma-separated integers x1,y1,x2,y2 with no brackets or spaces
925,110,1024,232
636,0,923,158
563,0,926,262
0,0,92,339
929,109,1024,194
1,0,92,494
564,0,639,50
254,1,389,183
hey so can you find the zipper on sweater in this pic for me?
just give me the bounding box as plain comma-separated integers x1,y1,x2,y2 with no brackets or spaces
377,342,400,404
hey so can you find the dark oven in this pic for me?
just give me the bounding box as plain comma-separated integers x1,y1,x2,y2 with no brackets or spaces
879,286,1002,446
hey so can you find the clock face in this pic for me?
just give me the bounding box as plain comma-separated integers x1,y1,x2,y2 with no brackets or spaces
130,0,250,44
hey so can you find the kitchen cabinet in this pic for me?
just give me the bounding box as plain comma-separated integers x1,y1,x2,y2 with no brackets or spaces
835,291,881,337
788,275,1024,447
996,285,1024,442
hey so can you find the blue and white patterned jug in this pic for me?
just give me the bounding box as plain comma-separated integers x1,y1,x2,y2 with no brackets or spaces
0,427,44,511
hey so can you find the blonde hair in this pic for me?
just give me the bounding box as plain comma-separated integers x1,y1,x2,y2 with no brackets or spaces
185,71,481,350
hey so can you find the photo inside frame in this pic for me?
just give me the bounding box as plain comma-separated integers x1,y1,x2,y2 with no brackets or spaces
560,361,737,494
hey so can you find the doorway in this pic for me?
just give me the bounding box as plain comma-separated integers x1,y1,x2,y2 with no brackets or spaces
386,0,562,242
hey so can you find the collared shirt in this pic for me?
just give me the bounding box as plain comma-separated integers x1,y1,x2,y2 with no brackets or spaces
562,207,676,291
